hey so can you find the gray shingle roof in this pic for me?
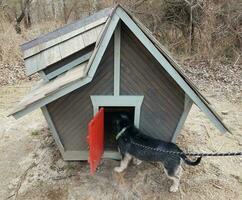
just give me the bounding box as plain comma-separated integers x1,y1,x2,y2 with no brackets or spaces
21,7,113,51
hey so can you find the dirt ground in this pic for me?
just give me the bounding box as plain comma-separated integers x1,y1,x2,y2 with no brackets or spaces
0,82,241,200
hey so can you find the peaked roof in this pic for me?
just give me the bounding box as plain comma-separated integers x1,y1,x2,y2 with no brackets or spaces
9,5,230,134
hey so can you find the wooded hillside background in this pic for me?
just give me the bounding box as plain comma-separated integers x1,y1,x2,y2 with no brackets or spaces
0,0,241,92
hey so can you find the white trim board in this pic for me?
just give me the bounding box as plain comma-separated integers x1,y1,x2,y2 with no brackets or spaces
114,22,121,96
87,13,120,78
90,95,144,128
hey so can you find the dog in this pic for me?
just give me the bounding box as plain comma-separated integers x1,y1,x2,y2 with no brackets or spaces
112,114,201,192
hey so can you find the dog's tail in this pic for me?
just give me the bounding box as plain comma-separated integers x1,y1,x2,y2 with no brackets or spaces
180,155,202,166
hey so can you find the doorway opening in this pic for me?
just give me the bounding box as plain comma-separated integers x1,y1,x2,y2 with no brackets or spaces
100,106,135,151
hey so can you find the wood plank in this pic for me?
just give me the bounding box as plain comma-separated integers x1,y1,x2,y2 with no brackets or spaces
40,45,62,69
23,45,40,59
25,56,39,76
63,150,88,160
82,28,99,47
46,51,93,80
44,44,94,74
60,34,85,59
114,22,121,96
26,44,62,75
92,25,105,41
63,150,121,161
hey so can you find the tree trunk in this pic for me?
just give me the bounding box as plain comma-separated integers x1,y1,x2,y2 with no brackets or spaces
188,0,193,55
51,0,56,20
24,4,31,28
62,0,68,23
15,0,32,34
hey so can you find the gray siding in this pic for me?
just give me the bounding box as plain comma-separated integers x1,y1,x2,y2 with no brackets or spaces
120,24,185,141
47,38,114,151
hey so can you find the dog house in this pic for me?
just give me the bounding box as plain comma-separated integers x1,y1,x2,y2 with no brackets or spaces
9,5,229,172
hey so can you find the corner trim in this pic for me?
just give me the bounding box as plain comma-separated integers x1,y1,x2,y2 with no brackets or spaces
41,106,65,156
114,22,121,96
171,95,193,142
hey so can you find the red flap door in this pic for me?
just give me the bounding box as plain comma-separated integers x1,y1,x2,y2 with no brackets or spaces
87,107,104,175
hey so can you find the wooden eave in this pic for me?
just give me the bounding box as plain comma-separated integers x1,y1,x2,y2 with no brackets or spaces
8,62,89,118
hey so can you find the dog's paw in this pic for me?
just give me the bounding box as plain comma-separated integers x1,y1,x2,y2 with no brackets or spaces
114,167,124,173
169,185,179,193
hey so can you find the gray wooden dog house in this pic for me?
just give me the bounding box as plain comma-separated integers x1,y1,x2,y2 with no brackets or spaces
9,5,229,161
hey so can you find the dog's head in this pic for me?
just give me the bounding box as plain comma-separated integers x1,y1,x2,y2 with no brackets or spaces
112,114,131,136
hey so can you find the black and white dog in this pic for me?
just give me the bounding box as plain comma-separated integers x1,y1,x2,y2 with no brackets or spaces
113,114,201,192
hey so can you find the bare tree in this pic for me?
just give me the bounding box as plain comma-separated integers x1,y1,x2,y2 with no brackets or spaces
61,0,79,23
184,0,203,54
51,0,56,20
15,0,32,34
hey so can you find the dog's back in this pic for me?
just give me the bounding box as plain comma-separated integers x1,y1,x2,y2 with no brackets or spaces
117,126,182,162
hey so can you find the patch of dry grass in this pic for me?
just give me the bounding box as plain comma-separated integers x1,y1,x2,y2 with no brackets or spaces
0,20,62,86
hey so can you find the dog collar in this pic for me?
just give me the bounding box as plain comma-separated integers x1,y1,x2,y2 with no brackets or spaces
115,127,128,140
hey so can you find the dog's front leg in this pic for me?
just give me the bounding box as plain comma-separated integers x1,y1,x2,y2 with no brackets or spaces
114,153,132,173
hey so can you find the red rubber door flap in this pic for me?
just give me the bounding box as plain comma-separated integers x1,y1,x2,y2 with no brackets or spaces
87,107,104,175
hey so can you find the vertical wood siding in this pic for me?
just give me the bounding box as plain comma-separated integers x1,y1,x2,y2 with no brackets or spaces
47,38,114,151
120,24,185,141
